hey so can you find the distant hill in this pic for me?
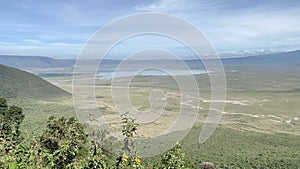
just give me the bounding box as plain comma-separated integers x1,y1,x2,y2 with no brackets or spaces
222,50,300,66
0,50,299,73
0,64,71,99
0,55,75,70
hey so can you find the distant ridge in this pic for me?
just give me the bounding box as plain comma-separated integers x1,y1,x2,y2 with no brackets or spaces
222,50,300,65
0,50,299,71
0,55,75,70
0,64,71,99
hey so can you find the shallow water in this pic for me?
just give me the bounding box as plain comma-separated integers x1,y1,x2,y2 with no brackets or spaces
98,69,207,80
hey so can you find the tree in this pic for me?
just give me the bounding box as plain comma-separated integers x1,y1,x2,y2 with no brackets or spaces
116,114,143,169
0,98,24,140
0,98,7,111
40,116,88,169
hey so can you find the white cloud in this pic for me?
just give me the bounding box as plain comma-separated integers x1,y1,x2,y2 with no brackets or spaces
185,5,300,52
135,0,187,12
0,40,83,58
1,0,300,58
23,39,41,44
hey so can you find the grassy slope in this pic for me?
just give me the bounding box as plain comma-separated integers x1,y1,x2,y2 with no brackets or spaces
0,64,71,99
186,66,300,168
180,125,300,168
7,98,75,135
0,64,75,134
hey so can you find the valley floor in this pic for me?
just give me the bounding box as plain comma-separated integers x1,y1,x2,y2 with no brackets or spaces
16,67,300,168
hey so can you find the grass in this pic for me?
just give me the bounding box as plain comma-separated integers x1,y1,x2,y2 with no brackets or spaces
181,125,300,168
0,64,70,99
7,97,75,135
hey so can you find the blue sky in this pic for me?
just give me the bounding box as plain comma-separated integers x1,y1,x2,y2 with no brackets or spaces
0,0,300,59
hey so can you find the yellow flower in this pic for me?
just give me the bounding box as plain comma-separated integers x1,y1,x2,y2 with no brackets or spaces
121,154,128,163
134,157,141,165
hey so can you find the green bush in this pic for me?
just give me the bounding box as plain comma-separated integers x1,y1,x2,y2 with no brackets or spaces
0,98,191,168
154,143,187,169
0,98,24,141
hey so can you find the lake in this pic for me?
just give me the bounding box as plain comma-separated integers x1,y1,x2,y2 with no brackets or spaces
98,69,207,80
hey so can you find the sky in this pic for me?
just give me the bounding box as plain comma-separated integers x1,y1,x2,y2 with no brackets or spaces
0,0,300,59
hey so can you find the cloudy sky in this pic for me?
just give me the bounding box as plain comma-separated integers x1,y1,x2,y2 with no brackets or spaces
1,0,300,59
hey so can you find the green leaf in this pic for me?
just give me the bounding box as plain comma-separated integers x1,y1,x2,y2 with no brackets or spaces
9,161,17,169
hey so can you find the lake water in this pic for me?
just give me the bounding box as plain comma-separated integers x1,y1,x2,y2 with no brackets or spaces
98,69,207,80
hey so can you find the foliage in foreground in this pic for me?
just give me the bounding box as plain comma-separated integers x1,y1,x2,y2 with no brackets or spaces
153,143,187,169
0,98,189,169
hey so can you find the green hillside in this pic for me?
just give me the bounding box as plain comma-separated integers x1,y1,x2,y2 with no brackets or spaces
0,64,71,99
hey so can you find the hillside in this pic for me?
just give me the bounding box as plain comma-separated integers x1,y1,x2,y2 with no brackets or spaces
0,64,71,99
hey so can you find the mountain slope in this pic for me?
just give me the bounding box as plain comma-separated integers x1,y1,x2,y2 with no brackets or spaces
0,64,71,99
